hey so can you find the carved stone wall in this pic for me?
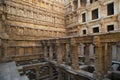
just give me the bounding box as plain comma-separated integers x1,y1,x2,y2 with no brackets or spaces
0,0,67,61
65,0,120,36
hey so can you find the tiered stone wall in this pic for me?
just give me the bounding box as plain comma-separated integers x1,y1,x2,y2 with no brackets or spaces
0,0,66,61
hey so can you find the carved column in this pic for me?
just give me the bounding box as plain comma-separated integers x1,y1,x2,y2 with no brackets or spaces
86,0,90,6
16,47,19,56
0,39,1,57
71,38,79,70
108,43,112,71
104,43,108,75
49,66,53,80
49,44,53,61
72,75,79,80
103,43,112,75
65,43,69,64
35,67,40,80
78,0,81,8
71,0,74,11
57,68,62,80
43,44,48,60
94,36,104,80
57,42,63,64
2,43,8,57
78,44,81,57
84,44,90,65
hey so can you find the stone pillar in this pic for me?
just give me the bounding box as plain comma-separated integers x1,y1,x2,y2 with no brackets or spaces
71,0,74,11
104,43,108,75
57,68,62,80
16,47,19,56
57,42,63,64
112,44,117,61
78,44,81,57
78,0,81,8
0,39,1,57
108,43,112,71
65,43,69,64
64,72,68,80
89,44,94,59
72,75,79,80
71,38,79,70
94,43,104,80
104,43,112,75
94,36,104,80
2,44,7,57
35,67,40,80
49,66,53,80
86,0,90,6
84,44,90,65
49,44,53,61
44,46,48,60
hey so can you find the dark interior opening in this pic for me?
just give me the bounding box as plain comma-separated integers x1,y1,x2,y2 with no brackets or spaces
83,30,86,34
107,2,114,16
92,8,98,20
93,27,99,33
82,13,86,22
90,0,98,4
107,25,114,32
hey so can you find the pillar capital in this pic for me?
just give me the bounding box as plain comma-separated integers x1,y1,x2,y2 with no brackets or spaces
93,36,103,48
41,40,47,46
47,41,53,46
71,38,77,46
56,40,61,47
